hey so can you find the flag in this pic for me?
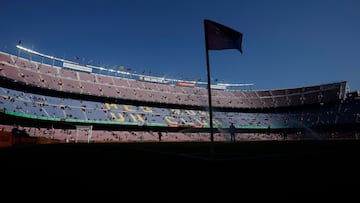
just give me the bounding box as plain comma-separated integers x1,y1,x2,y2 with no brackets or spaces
204,19,243,53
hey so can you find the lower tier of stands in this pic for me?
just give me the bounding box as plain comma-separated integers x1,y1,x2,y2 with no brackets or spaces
1,124,359,144
1,87,359,130
1,84,359,143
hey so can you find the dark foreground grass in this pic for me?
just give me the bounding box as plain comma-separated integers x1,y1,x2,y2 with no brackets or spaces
1,140,359,201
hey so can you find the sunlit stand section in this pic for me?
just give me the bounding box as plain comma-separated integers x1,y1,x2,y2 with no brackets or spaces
15,45,254,90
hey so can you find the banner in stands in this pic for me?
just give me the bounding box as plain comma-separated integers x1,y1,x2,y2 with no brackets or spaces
138,76,168,84
211,84,227,90
177,81,196,87
63,62,92,73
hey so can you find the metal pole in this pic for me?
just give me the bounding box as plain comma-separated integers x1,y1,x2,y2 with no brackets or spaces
204,20,215,144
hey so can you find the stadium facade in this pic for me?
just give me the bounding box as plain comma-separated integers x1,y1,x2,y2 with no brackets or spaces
0,45,359,145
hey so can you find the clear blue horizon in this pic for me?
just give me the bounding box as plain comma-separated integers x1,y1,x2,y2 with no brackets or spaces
1,0,359,91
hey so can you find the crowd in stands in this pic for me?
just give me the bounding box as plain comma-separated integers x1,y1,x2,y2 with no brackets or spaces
1,123,357,143
1,87,358,129
0,52,347,109
0,51,358,143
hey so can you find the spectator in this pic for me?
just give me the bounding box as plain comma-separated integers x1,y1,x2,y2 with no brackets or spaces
229,123,236,142
158,132,162,142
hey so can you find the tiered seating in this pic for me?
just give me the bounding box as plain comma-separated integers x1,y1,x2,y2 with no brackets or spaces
0,62,27,82
1,52,347,109
1,86,358,132
1,50,358,142
0,123,318,142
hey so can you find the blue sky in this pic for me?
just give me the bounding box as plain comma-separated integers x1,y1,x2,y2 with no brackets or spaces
1,0,359,91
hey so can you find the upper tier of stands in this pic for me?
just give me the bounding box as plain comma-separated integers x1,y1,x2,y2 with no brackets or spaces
0,51,348,109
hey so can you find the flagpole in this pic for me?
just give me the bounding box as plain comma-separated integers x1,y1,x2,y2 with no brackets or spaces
203,19,243,158
204,21,214,144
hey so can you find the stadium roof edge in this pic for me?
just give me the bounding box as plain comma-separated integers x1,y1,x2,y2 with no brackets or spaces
13,44,254,89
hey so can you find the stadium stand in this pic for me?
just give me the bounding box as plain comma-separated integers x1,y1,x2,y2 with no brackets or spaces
0,45,359,145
